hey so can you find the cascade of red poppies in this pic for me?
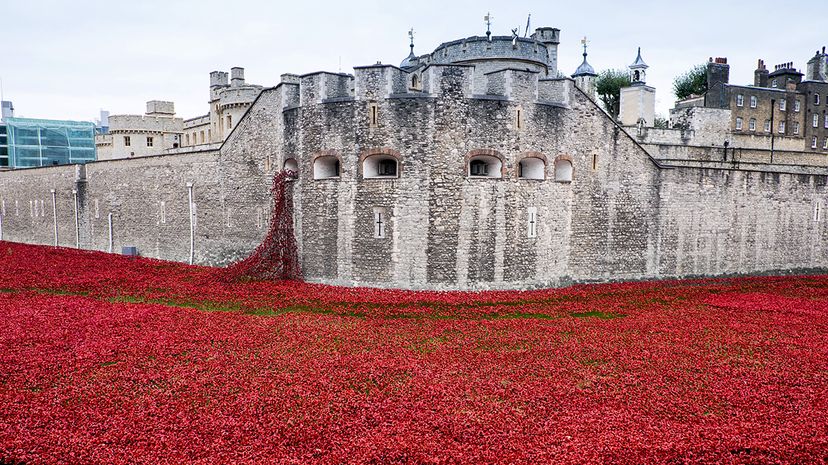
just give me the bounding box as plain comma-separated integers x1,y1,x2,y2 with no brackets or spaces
224,170,301,281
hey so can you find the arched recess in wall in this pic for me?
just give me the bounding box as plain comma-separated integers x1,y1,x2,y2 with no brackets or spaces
312,151,342,180
410,73,422,91
554,155,573,183
284,158,298,173
466,149,505,179
517,152,547,180
361,148,401,179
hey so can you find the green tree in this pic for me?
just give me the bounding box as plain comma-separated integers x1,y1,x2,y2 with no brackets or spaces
654,115,669,129
595,69,631,120
673,64,708,100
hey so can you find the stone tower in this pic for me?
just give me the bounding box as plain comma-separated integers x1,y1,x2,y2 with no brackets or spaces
619,47,655,127
806,47,828,81
572,37,598,98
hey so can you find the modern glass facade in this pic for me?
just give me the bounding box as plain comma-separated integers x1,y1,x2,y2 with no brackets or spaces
1,118,96,169
0,124,8,168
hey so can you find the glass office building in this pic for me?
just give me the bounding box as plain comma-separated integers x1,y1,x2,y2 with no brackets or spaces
0,117,96,169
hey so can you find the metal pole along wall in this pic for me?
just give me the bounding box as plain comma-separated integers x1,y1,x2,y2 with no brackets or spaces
187,182,194,265
72,189,79,248
50,189,58,247
107,213,113,253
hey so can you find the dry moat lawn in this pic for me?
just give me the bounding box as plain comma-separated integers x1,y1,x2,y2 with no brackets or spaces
1,242,827,464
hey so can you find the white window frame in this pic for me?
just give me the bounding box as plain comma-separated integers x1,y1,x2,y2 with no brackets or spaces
764,120,771,132
749,118,756,131
313,156,341,180
771,79,778,88
518,157,546,180
813,136,818,149
735,117,743,130
779,121,786,134
794,100,801,112
736,94,744,107
554,159,573,183
816,94,821,105
823,137,828,150
814,114,820,128
780,99,787,111
793,122,800,135
749,95,757,108
468,155,503,179
527,207,537,238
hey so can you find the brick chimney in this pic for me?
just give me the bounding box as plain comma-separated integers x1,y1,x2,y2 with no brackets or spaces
754,59,769,87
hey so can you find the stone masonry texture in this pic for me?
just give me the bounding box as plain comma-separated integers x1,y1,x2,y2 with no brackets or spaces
2,41,828,290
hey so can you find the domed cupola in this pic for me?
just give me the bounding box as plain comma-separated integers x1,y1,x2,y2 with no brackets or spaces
572,37,598,97
400,28,419,69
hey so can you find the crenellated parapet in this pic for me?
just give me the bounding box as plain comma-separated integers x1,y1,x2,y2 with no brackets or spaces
483,68,539,102
277,62,573,112
106,114,183,134
299,72,354,105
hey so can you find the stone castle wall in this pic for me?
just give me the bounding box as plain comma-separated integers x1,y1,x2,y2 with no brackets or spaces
2,63,828,290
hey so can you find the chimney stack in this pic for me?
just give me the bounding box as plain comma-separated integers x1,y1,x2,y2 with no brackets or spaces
231,67,245,87
754,59,769,87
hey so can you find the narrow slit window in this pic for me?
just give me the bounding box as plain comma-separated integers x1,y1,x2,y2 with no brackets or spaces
373,208,386,238
592,154,598,171
368,103,379,127
527,207,537,238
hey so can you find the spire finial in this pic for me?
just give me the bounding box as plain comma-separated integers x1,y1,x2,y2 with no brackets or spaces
581,36,589,58
408,27,415,53
484,12,493,41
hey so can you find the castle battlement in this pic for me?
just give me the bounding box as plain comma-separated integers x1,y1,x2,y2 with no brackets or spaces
276,63,571,112
299,72,354,105
5,24,828,292
106,114,183,134
427,32,558,73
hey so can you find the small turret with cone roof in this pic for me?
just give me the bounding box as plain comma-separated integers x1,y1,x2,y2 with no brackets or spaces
629,47,648,86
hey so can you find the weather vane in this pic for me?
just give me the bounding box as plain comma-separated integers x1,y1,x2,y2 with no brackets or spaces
484,12,493,41
581,36,589,55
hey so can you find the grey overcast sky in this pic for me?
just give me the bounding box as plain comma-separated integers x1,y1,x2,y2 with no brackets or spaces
2,0,824,122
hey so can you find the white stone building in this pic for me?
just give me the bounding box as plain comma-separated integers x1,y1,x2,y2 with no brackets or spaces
96,67,263,159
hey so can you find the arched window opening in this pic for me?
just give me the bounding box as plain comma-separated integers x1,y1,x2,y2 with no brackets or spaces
284,158,298,173
363,155,399,179
411,74,420,90
554,159,573,182
313,156,340,180
468,155,502,178
633,70,640,82
518,157,545,180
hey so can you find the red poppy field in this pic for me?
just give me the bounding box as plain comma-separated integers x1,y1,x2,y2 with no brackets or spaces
1,241,827,464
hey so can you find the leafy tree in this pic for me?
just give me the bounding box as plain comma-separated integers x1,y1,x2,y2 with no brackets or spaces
673,64,707,100
595,69,631,120
654,115,669,129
